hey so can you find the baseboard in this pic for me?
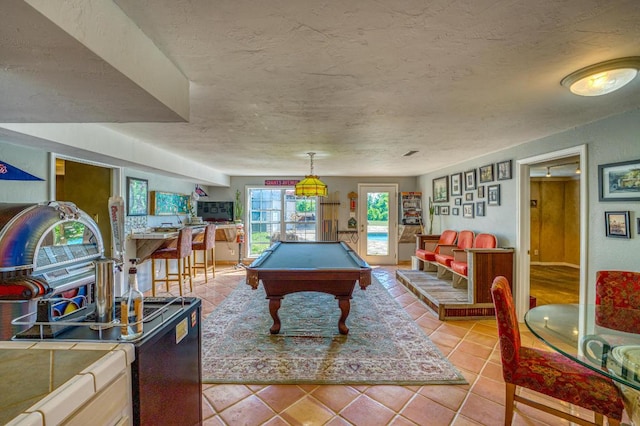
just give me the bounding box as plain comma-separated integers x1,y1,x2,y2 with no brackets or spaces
530,261,579,269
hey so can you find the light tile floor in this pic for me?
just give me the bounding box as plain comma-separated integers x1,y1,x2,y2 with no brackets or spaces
147,263,629,426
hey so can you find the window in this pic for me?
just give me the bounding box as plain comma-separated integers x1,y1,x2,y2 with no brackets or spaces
247,188,317,257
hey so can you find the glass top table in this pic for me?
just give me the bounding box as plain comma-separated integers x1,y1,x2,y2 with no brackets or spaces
525,304,640,391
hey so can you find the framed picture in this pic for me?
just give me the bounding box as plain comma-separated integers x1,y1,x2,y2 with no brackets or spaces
476,201,486,217
598,159,640,201
434,205,440,215
488,184,501,206
126,177,148,216
452,207,460,216
638,218,640,235
465,192,474,201
605,211,630,238
479,164,494,183
477,186,485,198
433,175,449,203
464,169,477,191
463,203,474,218
450,173,462,196
440,206,450,215
497,160,512,180
455,198,462,206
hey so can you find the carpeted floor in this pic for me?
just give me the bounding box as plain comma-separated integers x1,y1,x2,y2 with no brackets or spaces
201,275,466,385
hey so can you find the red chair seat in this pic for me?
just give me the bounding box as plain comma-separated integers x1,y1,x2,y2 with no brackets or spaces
450,261,467,276
434,253,454,267
416,249,436,261
513,346,623,419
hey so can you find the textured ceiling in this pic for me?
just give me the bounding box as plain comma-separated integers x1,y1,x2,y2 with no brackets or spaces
2,0,640,178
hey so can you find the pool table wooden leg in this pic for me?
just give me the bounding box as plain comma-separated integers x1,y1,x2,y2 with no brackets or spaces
337,297,351,335
269,298,282,334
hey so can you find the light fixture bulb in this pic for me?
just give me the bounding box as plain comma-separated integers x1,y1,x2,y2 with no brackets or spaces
575,165,581,174
546,167,551,178
561,57,640,96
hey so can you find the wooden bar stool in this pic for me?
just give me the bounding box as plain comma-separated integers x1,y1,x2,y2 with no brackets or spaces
192,224,216,282
150,227,193,296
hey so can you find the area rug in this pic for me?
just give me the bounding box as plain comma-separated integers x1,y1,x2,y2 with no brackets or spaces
201,274,467,385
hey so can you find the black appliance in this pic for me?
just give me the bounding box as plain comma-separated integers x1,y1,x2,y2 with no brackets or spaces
197,201,234,222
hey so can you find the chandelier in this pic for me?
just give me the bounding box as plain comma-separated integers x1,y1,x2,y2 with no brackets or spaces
294,152,328,197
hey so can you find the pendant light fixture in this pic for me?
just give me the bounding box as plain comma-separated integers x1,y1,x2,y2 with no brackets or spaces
561,57,640,96
295,152,328,197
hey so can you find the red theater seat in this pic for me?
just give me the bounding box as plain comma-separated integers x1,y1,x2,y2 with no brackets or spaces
450,233,497,277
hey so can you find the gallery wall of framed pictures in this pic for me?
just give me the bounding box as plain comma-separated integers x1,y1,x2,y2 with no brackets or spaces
598,158,640,238
431,159,513,222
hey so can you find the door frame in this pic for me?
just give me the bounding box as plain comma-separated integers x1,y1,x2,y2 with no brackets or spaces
515,144,587,321
357,183,398,264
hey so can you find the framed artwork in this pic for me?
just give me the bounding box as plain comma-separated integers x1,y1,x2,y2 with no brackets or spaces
605,211,630,238
433,175,449,203
150,191,190,215
479,164,494,183
450,173,462,196
497,160,512,180
488,184,501,206
434,205,440,215
440,206,450,215
464,169,477,191
455,198,462,206
452,207,460,216
463,203,474,218
477,185,485,198
476,201,486,217
126,177,148,216
598,159,640,201
638,218,640,235
465,192,474,201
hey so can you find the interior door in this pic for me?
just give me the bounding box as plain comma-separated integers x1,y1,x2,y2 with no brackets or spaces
357,184,397,264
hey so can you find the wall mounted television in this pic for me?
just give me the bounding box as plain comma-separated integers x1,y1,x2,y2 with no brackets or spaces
197,201,234,223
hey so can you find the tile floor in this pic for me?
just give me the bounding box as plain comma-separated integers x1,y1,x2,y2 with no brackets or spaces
147,263,629,426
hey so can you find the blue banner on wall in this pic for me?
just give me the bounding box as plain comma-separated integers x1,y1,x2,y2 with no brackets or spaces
0,160,44,181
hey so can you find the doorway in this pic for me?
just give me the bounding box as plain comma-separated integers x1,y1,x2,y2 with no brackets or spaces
55,157,114,257
516,145,587,319
357,184,398,264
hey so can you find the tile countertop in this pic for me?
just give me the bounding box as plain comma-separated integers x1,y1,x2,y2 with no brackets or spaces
0,341,135,425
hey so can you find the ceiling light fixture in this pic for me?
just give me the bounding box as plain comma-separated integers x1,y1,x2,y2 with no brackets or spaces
546,167,551,178
561,57,640,96
575,164,581,174
294,152,328,197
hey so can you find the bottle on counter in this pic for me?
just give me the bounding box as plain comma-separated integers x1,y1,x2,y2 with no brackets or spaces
120,258,144,340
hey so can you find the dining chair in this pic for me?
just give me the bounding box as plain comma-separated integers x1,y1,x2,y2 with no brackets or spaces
595,270,640,333
491,276,624,426
150,227,193,296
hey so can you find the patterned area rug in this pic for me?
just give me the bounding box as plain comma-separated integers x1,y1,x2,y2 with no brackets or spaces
201,274,466,385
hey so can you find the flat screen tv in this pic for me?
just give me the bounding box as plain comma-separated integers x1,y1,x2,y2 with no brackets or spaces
197,201,234,223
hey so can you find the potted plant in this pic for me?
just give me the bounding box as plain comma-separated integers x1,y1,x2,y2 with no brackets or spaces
428,196,434,234
234,190,243,222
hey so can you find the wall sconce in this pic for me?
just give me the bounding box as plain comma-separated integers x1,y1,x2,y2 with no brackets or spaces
561,57,640,96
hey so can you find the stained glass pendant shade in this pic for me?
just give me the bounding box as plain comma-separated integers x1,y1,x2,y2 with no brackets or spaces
295,152,328,197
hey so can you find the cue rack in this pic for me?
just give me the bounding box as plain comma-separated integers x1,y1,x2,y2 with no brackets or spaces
319,192,340,241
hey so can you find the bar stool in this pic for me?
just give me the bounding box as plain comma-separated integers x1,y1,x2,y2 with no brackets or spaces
150,227,193,296
192,224,216,282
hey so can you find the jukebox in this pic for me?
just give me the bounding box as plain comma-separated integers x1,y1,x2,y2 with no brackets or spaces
0,201,104,339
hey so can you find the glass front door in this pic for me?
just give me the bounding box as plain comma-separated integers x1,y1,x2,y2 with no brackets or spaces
358,184,397,264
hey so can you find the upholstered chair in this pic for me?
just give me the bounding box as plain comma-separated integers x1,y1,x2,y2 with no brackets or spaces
491,276,624,426
595,270,640,333
434,230,474,278
192,224,216,282
150,227,193,296
415,230,457,271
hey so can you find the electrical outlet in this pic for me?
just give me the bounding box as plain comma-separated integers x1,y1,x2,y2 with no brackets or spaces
534,249,539,255
230,250,235,255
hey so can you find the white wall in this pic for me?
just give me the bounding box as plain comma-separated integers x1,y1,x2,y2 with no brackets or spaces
416,108,640,301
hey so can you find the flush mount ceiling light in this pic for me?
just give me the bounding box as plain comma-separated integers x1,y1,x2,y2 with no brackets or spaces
295,152,328,197
561,57,640,96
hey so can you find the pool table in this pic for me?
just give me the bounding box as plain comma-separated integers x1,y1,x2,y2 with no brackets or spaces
246,241,372,335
